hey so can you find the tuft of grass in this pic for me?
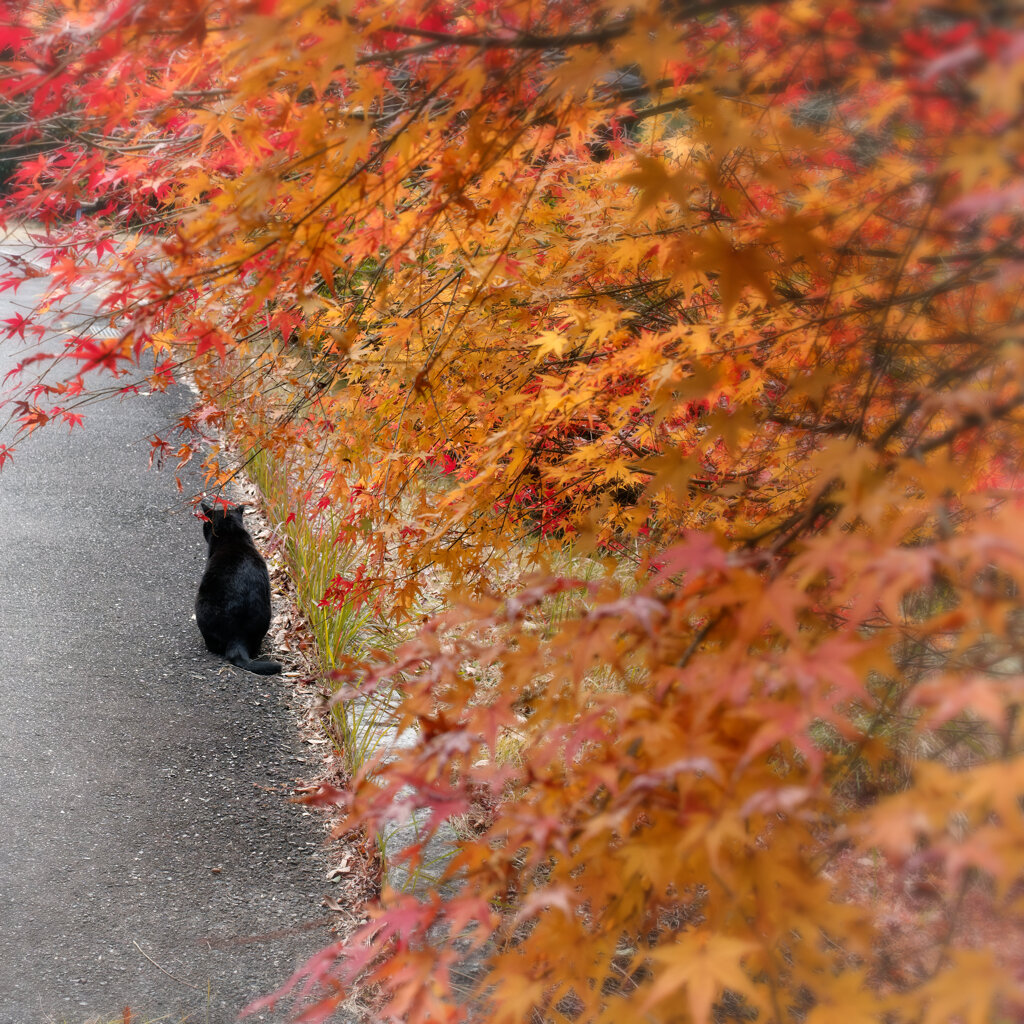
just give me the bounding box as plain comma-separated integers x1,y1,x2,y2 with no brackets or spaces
246,448,400,773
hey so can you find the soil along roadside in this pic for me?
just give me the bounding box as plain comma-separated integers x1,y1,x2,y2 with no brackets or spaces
0,260,346,1022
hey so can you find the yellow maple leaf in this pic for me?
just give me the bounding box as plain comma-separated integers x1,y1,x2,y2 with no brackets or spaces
529,330,570,361
618,155,696,214
642,932,758,1023
917,949,1007,1024
804,968,891,1024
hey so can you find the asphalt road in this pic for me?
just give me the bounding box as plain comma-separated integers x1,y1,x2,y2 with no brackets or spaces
0,257,337,1022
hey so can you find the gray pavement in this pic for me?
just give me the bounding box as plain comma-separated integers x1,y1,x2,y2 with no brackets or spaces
0,263,336,1022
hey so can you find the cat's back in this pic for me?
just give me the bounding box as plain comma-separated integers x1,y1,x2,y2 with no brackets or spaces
196,507,271,622
199,534,268,594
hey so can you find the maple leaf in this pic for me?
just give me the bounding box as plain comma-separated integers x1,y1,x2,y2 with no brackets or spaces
618,155,695,213
529,330,569,361
16,406,49,434
193,329,227,361
803,969,892,1024
70,338,130,375
61,409,84,432
4,352,55,383
3,311,30,339
917,950,1007,1024
488,977,551,1024
642,933,758,1023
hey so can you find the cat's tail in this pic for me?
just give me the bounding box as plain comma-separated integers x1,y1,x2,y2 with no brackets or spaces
225,643,283,675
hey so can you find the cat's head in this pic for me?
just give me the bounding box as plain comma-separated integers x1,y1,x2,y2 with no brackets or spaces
199,500,247,542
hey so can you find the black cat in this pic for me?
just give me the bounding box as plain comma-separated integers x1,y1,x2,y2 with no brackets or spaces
195,501,282,675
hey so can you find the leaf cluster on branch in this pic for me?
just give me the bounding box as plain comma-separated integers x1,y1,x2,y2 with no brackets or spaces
1,0,1023,1021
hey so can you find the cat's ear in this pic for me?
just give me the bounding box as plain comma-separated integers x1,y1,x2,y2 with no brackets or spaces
231,503,247,518
199,499,214,518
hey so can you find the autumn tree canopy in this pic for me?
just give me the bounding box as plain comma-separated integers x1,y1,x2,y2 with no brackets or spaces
2,0,1023,1021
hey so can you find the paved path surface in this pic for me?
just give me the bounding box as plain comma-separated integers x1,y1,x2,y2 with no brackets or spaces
0,256,335,1022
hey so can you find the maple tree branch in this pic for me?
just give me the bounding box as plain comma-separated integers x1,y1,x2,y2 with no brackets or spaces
355,40,445,65
908,393,1024,461
374,0,789,60
381,271,463,503
676,612,723,669
378,22,632,51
